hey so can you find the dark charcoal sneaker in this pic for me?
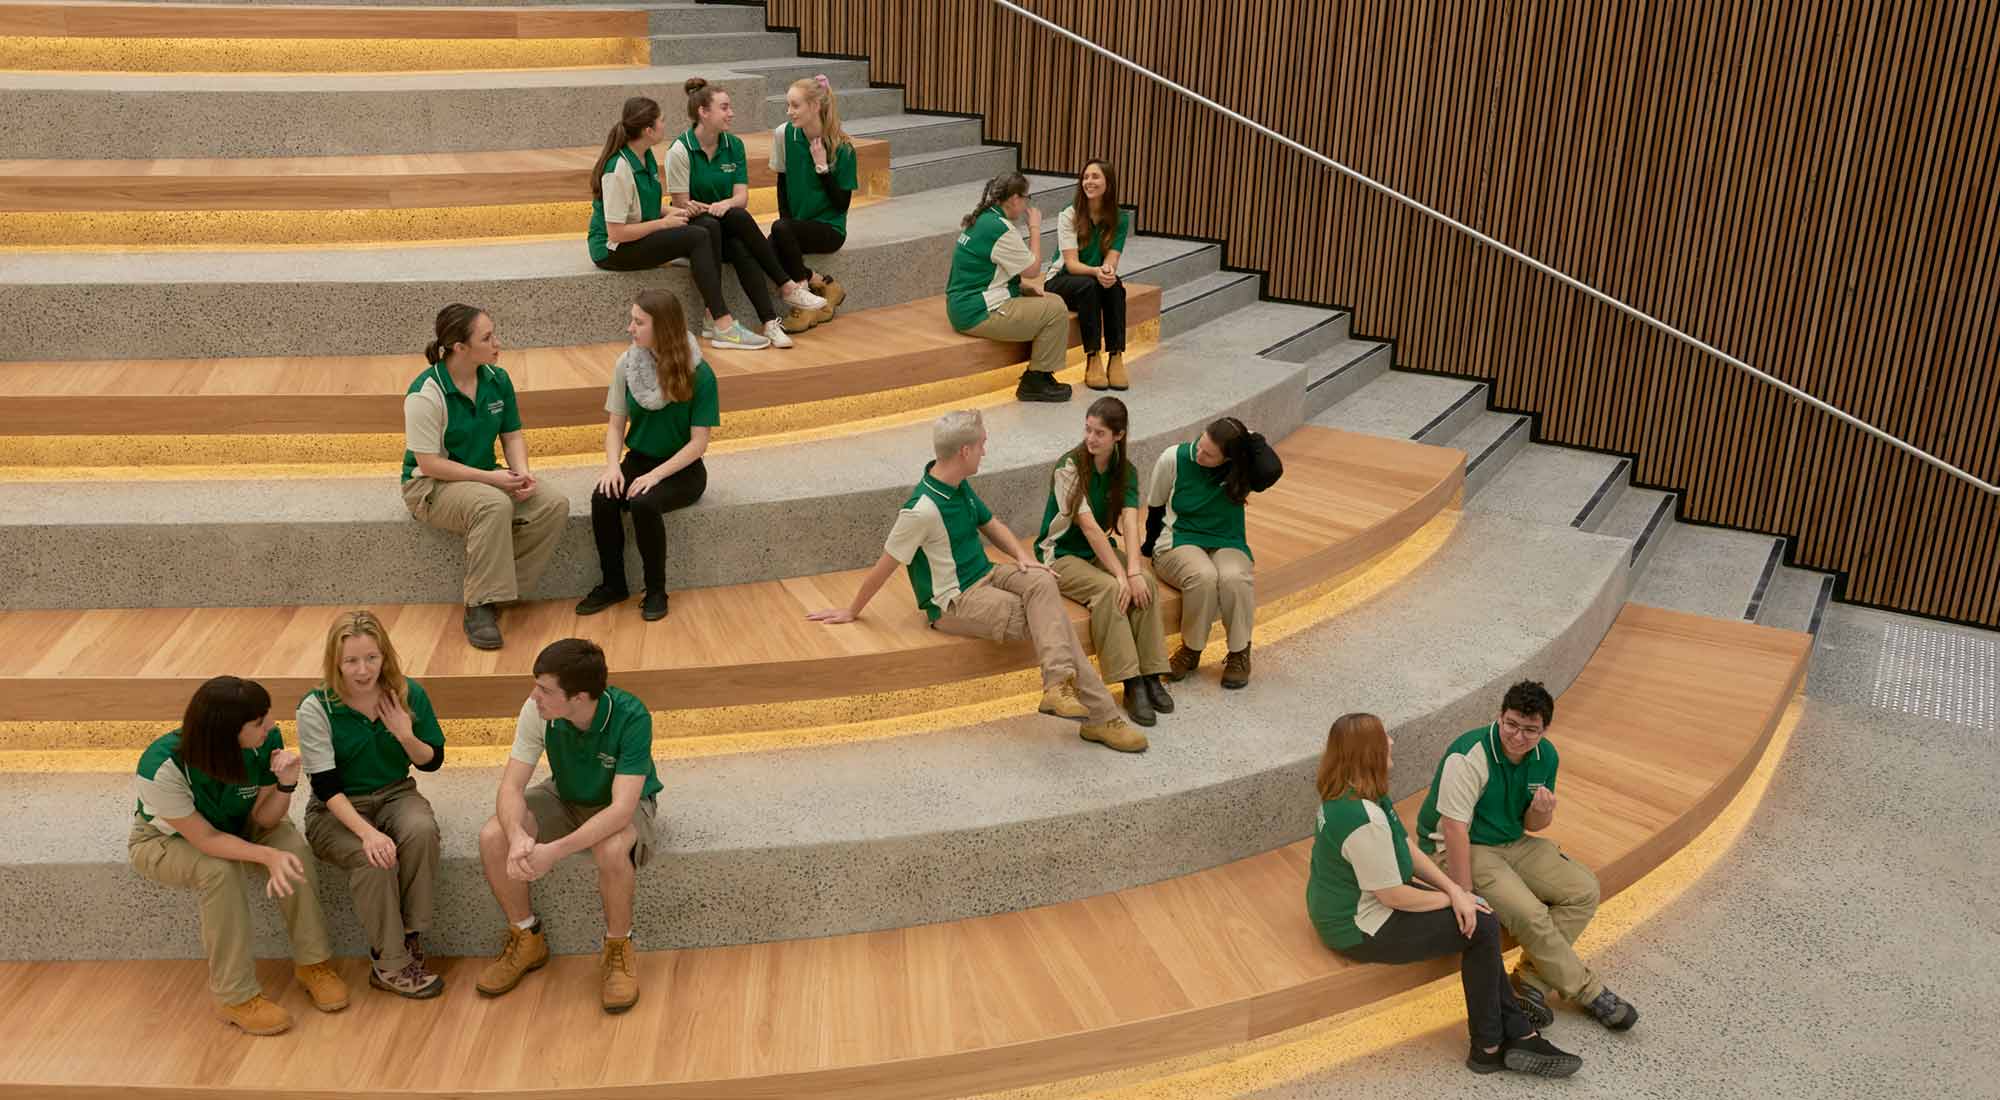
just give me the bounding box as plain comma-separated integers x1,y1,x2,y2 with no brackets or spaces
1514,980,1556,1029
1015,371,1073,403
1587,986,1639,1030
574,586,628,616
1502,1034,1583,1077
1466,1044,1507,1074
640,590,669,622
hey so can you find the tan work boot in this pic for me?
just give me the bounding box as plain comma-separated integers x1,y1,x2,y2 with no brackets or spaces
600,936,640,1014
1106,353,1129,390
1166,644,1202,682
216,993,292,1036
1221,644,1252,689
1084,354,1108,390
1037,679,1090,721
1081,717,1149,753
811,274,846,313
293,961,350,1012
780,305,820,334
476,921,550,997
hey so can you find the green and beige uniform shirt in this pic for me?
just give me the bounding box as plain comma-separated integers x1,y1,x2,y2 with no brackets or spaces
133,727,283,838
768,122,859,235
588,145,664,263
663,128,749,205
1043,204,1131,277
510,685,663,807
1035,454,1139,564
1415,723,1560,853
606,340,720,460
884,463,995,622
296,679,446,798
1306,791,1416,949
400,362,523,483
945,206,1036,331
1145,441,1252,559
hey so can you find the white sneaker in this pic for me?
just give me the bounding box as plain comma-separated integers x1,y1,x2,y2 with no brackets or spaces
783,284,828,312
709,321,771,350
763,320,794,348
701,320,716,339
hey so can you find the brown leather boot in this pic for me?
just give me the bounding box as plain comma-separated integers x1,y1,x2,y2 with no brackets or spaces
1166,645,1202,682
476,921,550,997
1084,354,1108,390
1221,644,1253,689
293,961,350,1012
1106,353,1129,390
600,936,640,1014
216,993,292,1036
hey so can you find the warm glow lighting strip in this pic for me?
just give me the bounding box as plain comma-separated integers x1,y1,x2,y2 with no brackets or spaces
0,35,645,73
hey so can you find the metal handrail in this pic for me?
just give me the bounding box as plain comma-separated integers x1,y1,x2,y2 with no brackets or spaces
992,0,1999,496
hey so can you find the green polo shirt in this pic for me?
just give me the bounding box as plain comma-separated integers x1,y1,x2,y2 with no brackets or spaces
133,726,282,838
774,122,859,234
588,145,663,264
296,679,446,798
1036,454,1139,563
666,128,749,205
510,686,662,806
945,206,1027,331
884,463,995,621
1306,790,1415,949
1146,441,1251,558
609,359,720,461
400,362,522,483
1415,723,1561,854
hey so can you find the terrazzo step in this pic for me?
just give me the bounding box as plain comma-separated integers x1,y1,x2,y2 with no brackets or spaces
717,54,872,97
1756,560,1837,635
1590,483,1677,572
1159,269,1261,336
757,86,900,127
840,111,983,158
0,507,1631,960
1468,442,1629,529
644,4,774,35
1438,410,1529,499
887,143,1016,196
0,175,1071,361
645,30,796,65
0,299,1328,609
1309,371,1484,443
1259,310,1354,365
1299,338,1392,417
1631,521,1784,621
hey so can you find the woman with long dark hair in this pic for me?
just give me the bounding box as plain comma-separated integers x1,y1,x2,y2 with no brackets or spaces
946,172,1071,403
1146,416,1257,687
1044,160,1132,391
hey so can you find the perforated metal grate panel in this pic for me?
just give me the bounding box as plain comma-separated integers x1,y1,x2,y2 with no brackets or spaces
1869,622,1998,731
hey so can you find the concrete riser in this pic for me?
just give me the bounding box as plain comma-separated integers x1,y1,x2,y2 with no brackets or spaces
1301,343,1391,420
647,32,798,66
1161,274,1261,337
889,145,1016,196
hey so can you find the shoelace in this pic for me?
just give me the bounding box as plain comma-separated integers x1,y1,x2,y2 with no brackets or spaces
602,941,633,975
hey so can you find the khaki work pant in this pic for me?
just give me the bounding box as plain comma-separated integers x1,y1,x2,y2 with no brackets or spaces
934,563,1118,723
1153,544,1255,652
1050,554,1169,683
402,476,568,607
963,294,1069,377
524,780,661,868
128,816,331,1005
303,778,440,971
1439,835,1604,1002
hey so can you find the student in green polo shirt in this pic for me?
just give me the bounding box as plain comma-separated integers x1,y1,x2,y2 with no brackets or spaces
400,304,569,651
1146,416,1258,688
1417,681,1641,1032
766,74,857,334
664,76,828,351
1034,397,1173,727
808,409,1146,754
298,611,447,1000
1044,160,1134,392
475,638,662,1014
948,172,1074,403
1307,712,1581,1077
128,676,348,1037
575,289,719,623
588,96,767,352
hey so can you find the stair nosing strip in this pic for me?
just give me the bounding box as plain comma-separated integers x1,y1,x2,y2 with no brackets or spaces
1570,457,1631,529
1742,537,1785,621
1630,493,1675,566
1465,416,1528,476
1805,574,1837,636
1254,310,1343,359
1161,272,1256,313
1409,384,1485,442
1304,343,1386,394
889,146,1004,168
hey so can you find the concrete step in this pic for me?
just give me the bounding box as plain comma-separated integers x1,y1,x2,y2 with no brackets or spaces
1259,311,1354,363
1591,484,1677,573
1439,411,1530,498
1310,371,1481,442
717,55,872,97
646,31,798,66
0,507,1630,960
842,111,983,157
1756,560,1837,635
645,5,775,35
1300,339,1390,419
1159,270,1261,336
889,143,1016,197
759,86,901,127
1631,521,1783,621
1468,442,1628,529
0,299,1336,609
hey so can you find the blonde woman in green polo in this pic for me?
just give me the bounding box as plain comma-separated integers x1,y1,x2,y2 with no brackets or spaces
947,173,1072,403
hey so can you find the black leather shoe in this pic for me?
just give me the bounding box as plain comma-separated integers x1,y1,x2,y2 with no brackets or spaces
1145,674,1175,714
1122,677,1157,726
462,604,502,650
1015,371,1073,403
574,586,628,616
641,590,670,622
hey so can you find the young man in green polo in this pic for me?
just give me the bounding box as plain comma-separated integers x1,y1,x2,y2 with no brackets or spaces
474,638,662,1013
1416,680,1641,1032
808,409,1146,753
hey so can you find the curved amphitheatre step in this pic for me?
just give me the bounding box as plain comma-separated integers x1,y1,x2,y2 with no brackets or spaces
0,606,1810,1100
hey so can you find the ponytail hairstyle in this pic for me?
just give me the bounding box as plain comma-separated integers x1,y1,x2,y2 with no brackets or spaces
634,289,695,403
962,172,1030,229
1203,416,1254,505
684,76,725,126
591,96,662,202
1070,159,1121,256
1060,396,1130,527
425,303,487,366
789,74,851,154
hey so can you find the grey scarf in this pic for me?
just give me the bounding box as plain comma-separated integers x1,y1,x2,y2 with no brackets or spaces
619,333,701,411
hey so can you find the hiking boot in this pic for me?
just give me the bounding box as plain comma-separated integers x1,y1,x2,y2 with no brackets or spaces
641,589,670,621
1221,645,1252,689
1165,645,1201,682
476,921,550,997
1121,676,1156,726
216,993,292,1036
811,275,846,312
370,955,444,1000
1586,986,1639,1030
780,305,820,334
1499,1033,1583,1077
1037,679,1089,721
463,603,502,650
405,931,427,969
600,936,640,1014
1106,352,1129,390
1084,355,1109,391
574,585,628,616
1144,674,1176,713
1080,717,1148,753
293,961,350,1012
1015,370,1073,403
1513,979,1555,1029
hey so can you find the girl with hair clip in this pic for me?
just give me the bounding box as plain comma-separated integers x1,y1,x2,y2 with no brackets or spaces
945,172,1072,403
1044,160,1133,391
1144,416,1259,688
663,76,827,350
298,610,448,1000
588,95,767,350
574,289,719,623
767,73,857,334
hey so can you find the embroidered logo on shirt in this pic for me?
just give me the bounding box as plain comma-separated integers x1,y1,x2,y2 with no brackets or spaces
486,400,505,415
596,751,617,769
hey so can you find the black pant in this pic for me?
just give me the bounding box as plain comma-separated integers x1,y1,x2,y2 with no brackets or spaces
690,207,783,324
1046,272,1127,354
589,451,707,594
1336,907,1534,1050
592,225,730,322
767,217,846,285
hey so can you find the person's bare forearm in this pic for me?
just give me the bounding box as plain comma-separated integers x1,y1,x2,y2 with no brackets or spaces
981,520,1033,562
249,785,291,830
846,554,900,617
501,432,532,475
547,793,640,858
496,783,530,841
1442,821,1475,893
1376,883,1452,912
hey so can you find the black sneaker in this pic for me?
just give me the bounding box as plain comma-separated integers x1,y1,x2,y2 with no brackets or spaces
1466,1043,1507,1075
1121,677,1157,726
1513,980,1556,1029
1144,674,1175,714
463,604,503,650
1015,371,1073,403
641,590,669,622
1586,986,1639,1031
1501,1034,1583,1077
574,586,628,616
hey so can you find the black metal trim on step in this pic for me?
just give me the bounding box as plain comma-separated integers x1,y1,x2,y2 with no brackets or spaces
1743,538,1786,621
1257,311,1347,359
1806,574,1837,635
1466,416,1528,478
1571,458,1632,529
1306,343,1387,393
1631,494,1676,567
1411,385,1486,442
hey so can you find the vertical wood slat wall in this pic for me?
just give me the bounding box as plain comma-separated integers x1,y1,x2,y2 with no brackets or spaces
765,0,2000,627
